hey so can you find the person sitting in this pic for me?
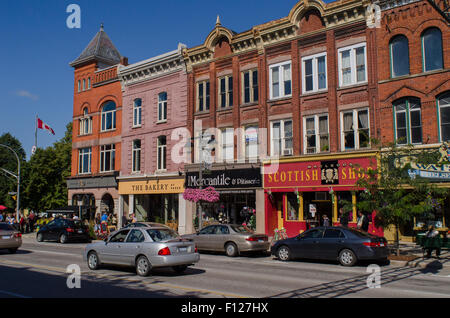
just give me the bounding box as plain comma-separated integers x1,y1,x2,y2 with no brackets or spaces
425,225,441,258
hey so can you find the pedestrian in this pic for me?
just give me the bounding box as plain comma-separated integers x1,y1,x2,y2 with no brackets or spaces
322,214,330,227
425,225,441,258
357,211,369,232
131,213,137,223
121,214,129,228
339,208,349,227
0,212,3,222
19,214,26,233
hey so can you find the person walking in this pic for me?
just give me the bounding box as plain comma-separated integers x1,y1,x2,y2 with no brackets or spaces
357,211,369,232
339,208,349,227
322,214,330,227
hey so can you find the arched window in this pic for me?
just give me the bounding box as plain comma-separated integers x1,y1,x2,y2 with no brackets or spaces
393,97,422,145
438,92,450,142
422,28,443,72
80,107,92,135
133,98,142,127
101,101,116,131
390,35,409,77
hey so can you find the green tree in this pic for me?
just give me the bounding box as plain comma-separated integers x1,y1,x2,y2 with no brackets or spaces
0,133,26,212
22,123,72,212
348,140,448,256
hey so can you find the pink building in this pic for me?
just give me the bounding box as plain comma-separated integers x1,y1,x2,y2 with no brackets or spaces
117,44,192,233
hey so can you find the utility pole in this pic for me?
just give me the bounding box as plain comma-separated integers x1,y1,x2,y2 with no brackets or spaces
0,144,21,221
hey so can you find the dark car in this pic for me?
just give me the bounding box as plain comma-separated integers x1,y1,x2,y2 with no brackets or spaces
37,218,91,244
271,226,389,266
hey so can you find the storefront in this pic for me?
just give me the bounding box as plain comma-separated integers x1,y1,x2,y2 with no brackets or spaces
184,165,264,232
118,177,186,231
263,152,383,238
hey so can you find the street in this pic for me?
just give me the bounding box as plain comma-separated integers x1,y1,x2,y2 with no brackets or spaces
0,234,449,298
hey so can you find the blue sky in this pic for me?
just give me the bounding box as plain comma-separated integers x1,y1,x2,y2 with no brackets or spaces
0,0,333,159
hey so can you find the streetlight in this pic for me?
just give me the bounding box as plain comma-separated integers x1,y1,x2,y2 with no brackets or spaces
0,144,21,221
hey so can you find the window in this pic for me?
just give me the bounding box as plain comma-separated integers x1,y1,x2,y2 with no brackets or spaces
78,147,91,174
271,119,293,156
242,69,258,104
79,108,92,136
301,228,325,239
422,28,443,72
132,140,141,173
158,92,167,122
394,98,422,145
88,77,91,90
302,53,327,93
195,130,215,163
219,128,234,162
197,80,210,112
340,109,370,150
244,125,258,159
133,98,142,127
77,80,81,92
157,136,166,170
390,35,409,77
439,92,450,142
304,114,329,154
126,229,145,243
109,230,130,243
100,144,116,172
324,229,345,239
101,101,117,131
218,76,233,108
269,61,292,99
82,79,86,91
338,43,367,87
287,193,299,221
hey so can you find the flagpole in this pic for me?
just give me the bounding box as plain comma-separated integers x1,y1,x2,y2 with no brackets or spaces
35,115,38,151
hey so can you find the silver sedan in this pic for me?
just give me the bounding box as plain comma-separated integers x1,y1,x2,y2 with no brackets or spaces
0,223,22,254
84,227,200,276
182,224,270,257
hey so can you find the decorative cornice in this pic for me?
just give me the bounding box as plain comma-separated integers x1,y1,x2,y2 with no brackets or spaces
118,43,187,89
184,0,371,70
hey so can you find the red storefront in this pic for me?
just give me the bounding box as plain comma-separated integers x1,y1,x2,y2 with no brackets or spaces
263,152,384,238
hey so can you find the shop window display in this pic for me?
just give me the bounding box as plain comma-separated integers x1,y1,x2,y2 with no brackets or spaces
286,193,299,221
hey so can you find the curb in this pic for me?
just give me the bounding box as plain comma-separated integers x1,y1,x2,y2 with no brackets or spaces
389,258,450,270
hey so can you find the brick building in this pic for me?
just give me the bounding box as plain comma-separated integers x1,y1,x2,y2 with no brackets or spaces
117,44,190,232
67,25,128,222
183,0,382,237
375,0,450,240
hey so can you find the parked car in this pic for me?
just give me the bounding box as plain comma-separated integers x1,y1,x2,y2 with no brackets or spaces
271,226,389,266
0,223,22,253
123,222,170,229
36,218,91,244
182,224,270,257
84,226,200,276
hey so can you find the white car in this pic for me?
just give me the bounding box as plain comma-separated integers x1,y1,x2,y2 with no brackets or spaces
84,226,199,276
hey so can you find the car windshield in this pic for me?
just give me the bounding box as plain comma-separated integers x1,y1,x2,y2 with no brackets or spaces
146,229,179,242
230,225,253,234
0,223,14,231
66,220,86,229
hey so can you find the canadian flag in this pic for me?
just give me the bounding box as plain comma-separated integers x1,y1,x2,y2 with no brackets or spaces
37,117,55,135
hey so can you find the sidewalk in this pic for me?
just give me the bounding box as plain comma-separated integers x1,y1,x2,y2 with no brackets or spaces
388,241,450,270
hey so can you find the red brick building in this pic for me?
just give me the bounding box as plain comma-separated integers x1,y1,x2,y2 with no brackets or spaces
375,0,450,240
183,0,381,236
67,25,128,222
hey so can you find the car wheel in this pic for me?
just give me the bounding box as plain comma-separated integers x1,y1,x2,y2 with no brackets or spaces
59,234,68,244
37,233,44,242
172,265,188,274
277,246,291,261
136,256,152,277
339,249,357,266
87,251,100,270
225,242,238,257
8,248,18,254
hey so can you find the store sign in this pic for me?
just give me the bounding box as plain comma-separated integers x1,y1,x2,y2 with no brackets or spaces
118,179,185,195
408,143,450,181
67,176,117,189
185,168,262,189
264,157,376,189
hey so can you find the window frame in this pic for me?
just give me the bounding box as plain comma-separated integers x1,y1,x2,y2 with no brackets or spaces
338,43,368,87
393,98,422,145
301,52,328,94
340,108,370,151
100,144,116,173
270,119,293,157
79,108,92,136
241,69,259,104
303,114,329,154
218,128,234,162
157,136,167,171
218,75,233,108
133,98,142,127
422,27,444,73
101,101,117,132
78,147,92,175
132,139,141,173
196,80,210,112
438,92,450,142
157,92,168,122
269,60,292,100
390,35,410,78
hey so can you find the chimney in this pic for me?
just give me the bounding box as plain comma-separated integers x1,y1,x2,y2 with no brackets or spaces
120,56,129,66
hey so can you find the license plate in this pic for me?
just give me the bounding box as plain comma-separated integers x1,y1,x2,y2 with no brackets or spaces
2,236,11,239
78,230,83,234
179,247,187,253
258,240,264,243
380,243,385,247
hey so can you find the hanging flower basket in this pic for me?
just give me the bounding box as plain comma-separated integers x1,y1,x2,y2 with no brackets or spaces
183,187,220,203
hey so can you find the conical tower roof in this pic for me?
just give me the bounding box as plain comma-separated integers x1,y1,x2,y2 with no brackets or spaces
70,24,122,68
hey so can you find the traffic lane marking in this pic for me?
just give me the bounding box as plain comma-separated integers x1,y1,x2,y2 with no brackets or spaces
0,290,31,298
0,259,248,299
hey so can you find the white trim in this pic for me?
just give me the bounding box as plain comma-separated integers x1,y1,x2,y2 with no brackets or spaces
337,43,367,88
301,52,327,94
269,60,292,100
340,108,370,151
303,113,329,154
